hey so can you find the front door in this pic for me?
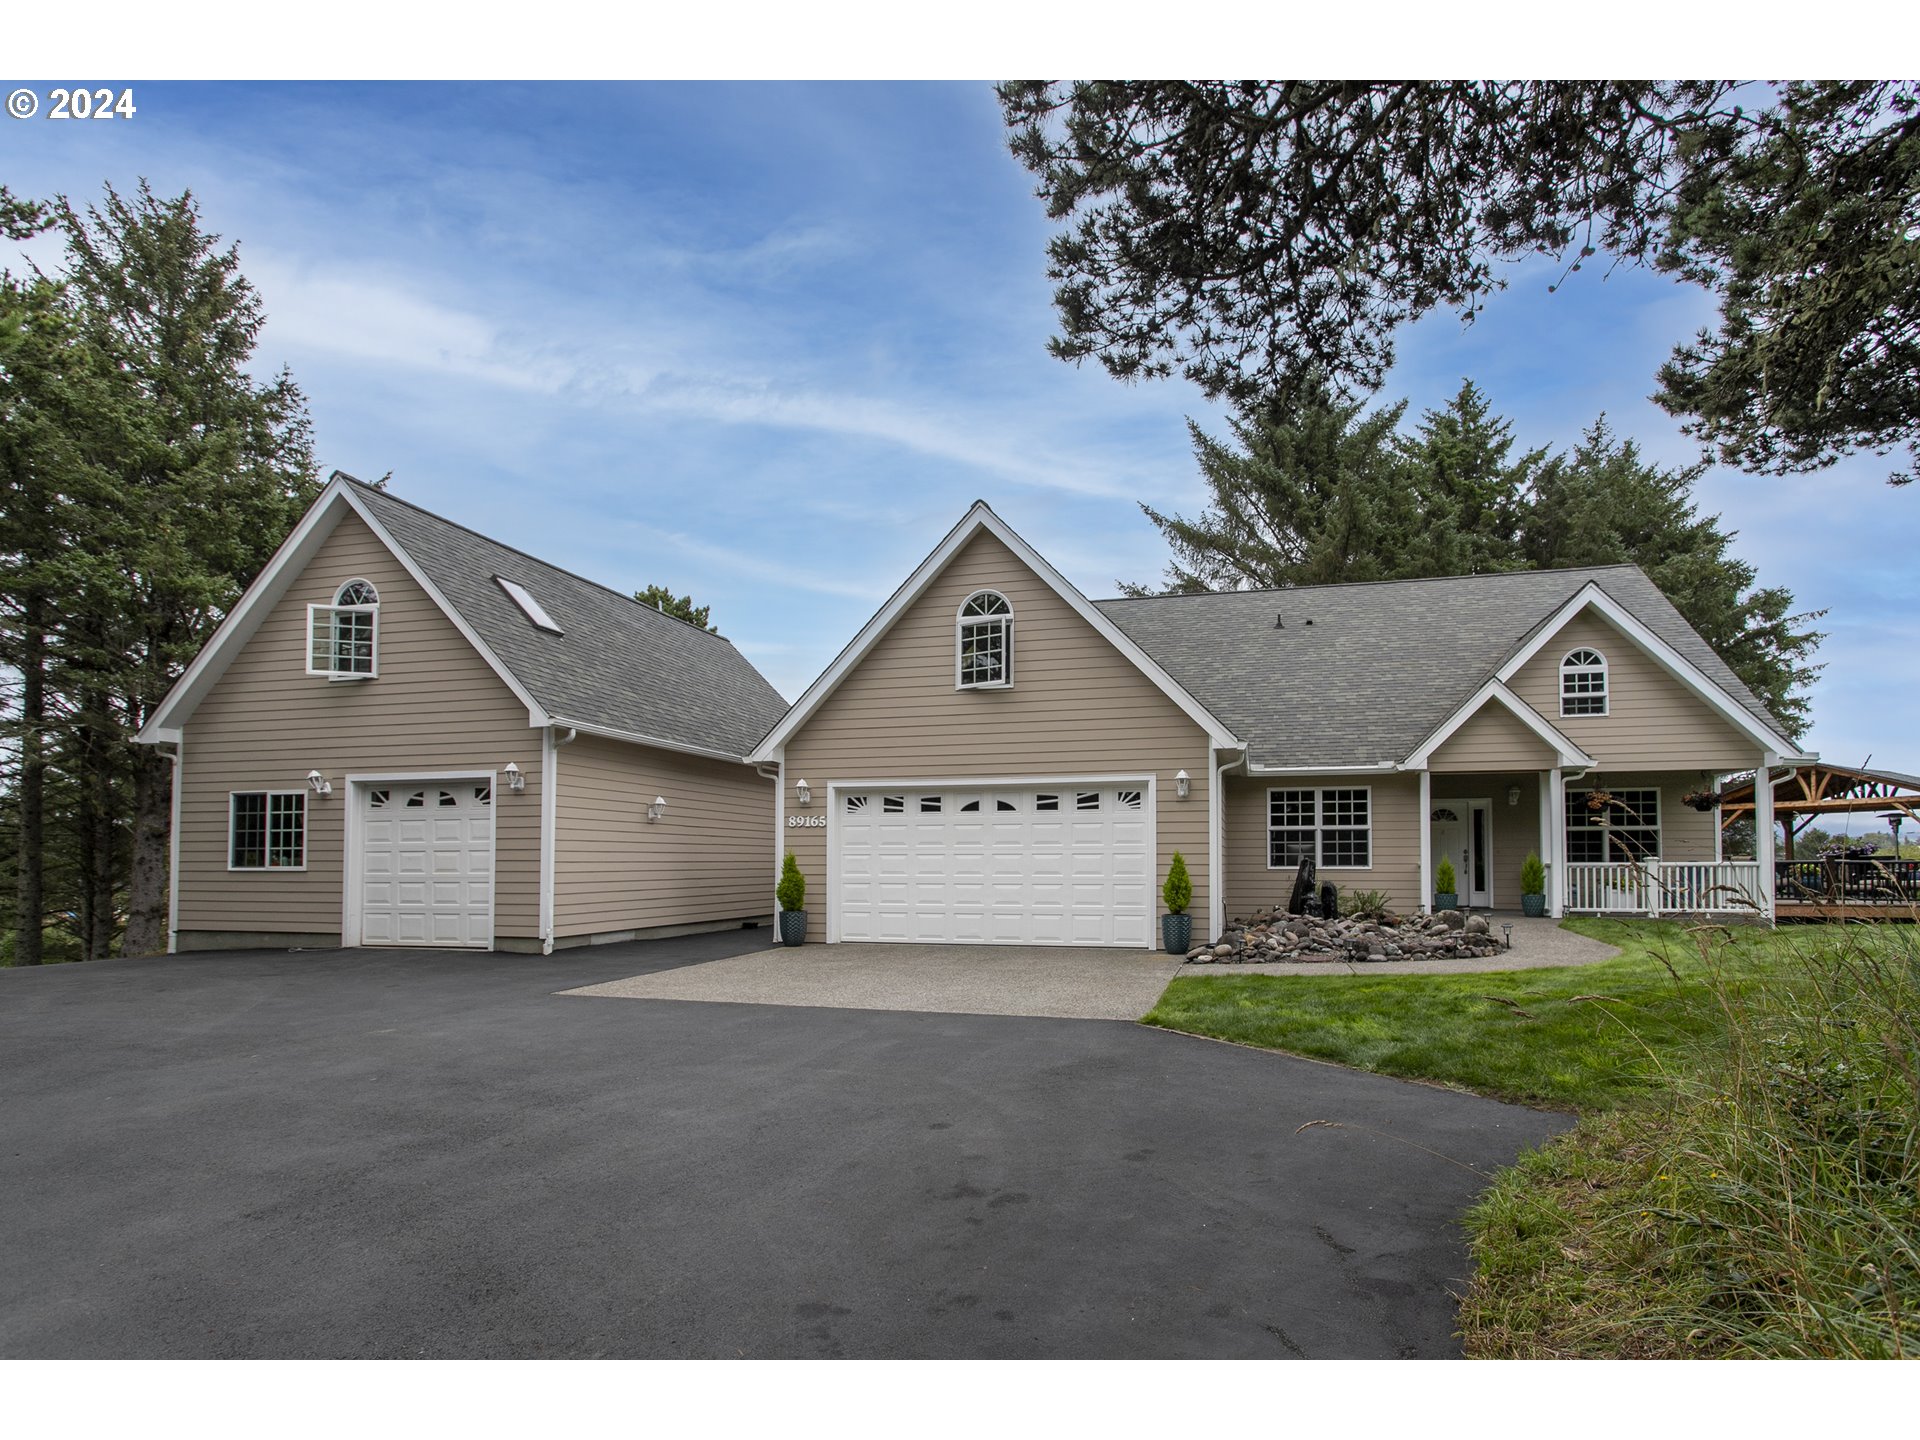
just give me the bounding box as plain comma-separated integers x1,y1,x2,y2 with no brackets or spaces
1429,801,1492,908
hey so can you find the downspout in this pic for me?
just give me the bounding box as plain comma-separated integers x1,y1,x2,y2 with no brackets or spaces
1209,747,1245,945
160,740,182,954
539,726,578,954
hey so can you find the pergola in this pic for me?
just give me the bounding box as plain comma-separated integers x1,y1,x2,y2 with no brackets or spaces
1715,761,1920,859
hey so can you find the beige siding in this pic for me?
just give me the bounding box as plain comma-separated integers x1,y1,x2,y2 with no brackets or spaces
1429,703,1557,772
780,531,1215,939
553,734,773,937
1509,611,1762,770
177,513,542,943
1224,773,1424,918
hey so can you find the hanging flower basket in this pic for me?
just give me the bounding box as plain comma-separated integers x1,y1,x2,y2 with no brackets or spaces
1681,789,1721,812
1585,789,1614,813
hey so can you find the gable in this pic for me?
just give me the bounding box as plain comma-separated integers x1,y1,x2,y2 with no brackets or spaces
784,529,1211,761
186,511,530,737
1508,610,1763,770
1428,700,1560,773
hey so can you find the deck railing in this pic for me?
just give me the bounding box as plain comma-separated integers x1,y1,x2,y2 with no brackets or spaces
1566,860,1765,916
1775,857,1920,907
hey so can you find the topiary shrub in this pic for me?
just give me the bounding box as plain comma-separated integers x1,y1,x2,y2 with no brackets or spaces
1163,851,1192,915
777,852,806,912
1435,856,1458,896
1521,850,1547,895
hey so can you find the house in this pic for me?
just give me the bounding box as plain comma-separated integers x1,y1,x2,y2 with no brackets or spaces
134,475,789,953
750,502,1815,947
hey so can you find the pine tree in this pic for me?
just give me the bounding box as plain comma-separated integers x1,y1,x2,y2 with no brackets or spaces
633,584,717,632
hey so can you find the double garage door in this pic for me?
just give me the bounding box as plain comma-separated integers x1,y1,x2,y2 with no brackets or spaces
359,782,494,947
835,784,1152,947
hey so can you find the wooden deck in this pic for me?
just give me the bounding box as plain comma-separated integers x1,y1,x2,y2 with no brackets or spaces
1777,900,1919,923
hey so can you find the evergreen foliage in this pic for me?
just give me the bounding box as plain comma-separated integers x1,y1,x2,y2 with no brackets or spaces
1521,851,1547,896
1435,857,1459,896
634,584,717,632
777,852,806,913
1162,851,1191,915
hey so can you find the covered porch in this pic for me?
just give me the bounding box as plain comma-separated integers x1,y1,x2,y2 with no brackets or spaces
1715,762,1920,921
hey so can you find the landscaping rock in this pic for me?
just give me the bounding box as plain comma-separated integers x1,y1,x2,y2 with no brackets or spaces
1202,904,1506,963
1464,914,1491,936
1440,909,1467,930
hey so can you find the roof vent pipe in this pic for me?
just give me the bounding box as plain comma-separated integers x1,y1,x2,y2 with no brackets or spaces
1274,613,1284,629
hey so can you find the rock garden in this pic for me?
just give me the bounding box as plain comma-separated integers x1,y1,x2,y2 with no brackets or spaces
1186,906,1507,964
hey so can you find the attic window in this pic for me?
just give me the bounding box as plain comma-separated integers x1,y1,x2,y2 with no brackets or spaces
495,576,563,634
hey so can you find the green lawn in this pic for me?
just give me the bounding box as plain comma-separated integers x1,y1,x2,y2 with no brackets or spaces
1142,917,1773,1110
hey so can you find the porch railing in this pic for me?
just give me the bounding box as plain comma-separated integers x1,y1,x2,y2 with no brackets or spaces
1775,857,1920,908
1566,860,1765,916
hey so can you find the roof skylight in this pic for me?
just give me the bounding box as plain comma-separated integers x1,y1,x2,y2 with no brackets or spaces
494,576,563,634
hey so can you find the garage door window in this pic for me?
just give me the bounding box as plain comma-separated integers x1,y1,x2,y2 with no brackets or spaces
229,791,306,870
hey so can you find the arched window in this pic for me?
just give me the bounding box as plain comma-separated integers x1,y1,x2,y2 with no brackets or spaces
956,589,1013,688
307,578,380,678
1560,648,1608,716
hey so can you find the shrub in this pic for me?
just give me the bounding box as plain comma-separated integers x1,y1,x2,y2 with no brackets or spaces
1340,886,1391,918
1521,850,1547,895
1435,856,1458,895
776,852,806,912
1163,851,1192,915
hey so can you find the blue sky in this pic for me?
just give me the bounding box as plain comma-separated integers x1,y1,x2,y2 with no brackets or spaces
6,81,1916,792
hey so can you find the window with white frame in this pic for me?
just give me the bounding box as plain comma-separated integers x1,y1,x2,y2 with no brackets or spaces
1267,788,1372,869
229,791,306,870
307,578,379,678
956,590,1013,688
1560,648,1608,716
1566,788,1660,862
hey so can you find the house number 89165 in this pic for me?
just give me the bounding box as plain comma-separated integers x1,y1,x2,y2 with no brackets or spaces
786,814,826,828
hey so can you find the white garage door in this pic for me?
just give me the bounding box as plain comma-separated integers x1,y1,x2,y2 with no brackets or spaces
359,782,494,948
835,784,1152,947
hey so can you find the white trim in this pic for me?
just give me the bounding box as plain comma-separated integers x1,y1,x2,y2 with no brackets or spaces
544,715,756,766
1564,784,1665,863
341,770,497,950
1547,768,1566,916
166,738,183,954
1402,679,1594,770
1755,755,1777,920
1418,770,1433,913
824,774,1159,949
954,588,1014,690
225,789,309,872
135,478,553,743
750,503,1240,762
773,755,786,917
1248,762,1398,775
1558,646,1610,718
303,602,380,680
1208,749,1231,943
1264,784,1376,872
540,728,558,953
1537,769,1553,911
1493,582,1810,760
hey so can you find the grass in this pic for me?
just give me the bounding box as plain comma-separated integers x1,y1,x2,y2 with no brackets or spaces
1147,915,1920,1357
1142,917,1770,1110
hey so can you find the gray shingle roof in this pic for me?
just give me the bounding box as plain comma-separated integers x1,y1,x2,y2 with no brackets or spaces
352,482,788,760
1095,565,1790,769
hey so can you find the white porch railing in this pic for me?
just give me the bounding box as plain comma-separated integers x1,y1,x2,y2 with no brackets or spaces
1565,861,1765,916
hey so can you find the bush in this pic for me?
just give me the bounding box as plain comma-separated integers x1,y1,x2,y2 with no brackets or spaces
1340,887,1391,919
776,852,806,912
1435,856,1457,895
1521,850,1547,895
1162,851,1191,915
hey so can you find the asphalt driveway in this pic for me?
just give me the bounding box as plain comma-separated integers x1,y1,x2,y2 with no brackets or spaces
0,934,1568,1358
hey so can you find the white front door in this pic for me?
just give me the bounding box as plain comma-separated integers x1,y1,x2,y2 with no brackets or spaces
834,784,1153,947
1429,801,1491,907
359,782,494,948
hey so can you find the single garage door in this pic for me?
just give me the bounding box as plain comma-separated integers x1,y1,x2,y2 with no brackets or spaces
359,782,494,947
835,784,1151,946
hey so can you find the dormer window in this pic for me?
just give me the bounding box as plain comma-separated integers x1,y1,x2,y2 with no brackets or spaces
957,590,1013,689
307,579,379,679
1560,648,1608,716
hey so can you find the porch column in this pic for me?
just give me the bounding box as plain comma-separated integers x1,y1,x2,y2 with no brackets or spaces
1418,769,1432,914
1755,756,1776,921
1546,767,1565,917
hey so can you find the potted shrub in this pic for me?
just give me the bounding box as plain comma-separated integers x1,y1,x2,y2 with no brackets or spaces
1434,856,1459,912
776,852,807,947
1520,850,1547,917
1161,851,1193,954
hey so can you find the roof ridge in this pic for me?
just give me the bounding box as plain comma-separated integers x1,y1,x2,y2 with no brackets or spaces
346,478,743,648
1093,562,1642,604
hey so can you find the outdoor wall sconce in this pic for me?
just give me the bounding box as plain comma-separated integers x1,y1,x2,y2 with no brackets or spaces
503,761,525,792
305,770,333,796
795,778,811,807
1507,784,1522,806
647,796,668,823
1175,770,1191,801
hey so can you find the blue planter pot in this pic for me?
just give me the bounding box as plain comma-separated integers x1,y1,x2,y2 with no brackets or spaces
1434,892,1459,912
1161,913,1192,954
778,909,808,947
1521,893,1547,918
